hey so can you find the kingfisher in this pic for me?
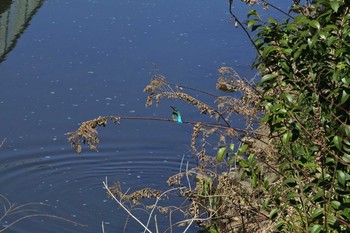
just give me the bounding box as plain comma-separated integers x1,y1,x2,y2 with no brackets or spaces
171,106,183,123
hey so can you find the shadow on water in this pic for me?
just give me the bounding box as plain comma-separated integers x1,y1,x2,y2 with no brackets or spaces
0,0,45,62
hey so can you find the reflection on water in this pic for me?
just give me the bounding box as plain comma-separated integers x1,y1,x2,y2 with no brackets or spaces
0,0,44,62
0,0,12,15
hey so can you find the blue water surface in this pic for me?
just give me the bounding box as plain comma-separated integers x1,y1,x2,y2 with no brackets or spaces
0,0,291,232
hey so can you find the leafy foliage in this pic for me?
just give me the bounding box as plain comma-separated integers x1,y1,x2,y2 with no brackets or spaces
246,0,350,231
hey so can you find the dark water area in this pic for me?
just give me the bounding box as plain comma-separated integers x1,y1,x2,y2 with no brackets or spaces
0,0,291,232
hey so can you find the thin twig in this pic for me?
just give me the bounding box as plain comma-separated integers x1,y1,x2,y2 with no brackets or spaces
144,187,186,233
229,0,262,60
101,221,105,233
182,218,195,233
166,81,219,98
0,138,6,149
263,0,294,19
0,214,86,232
103,178,152,233
186,161,192,191
154,215,158,233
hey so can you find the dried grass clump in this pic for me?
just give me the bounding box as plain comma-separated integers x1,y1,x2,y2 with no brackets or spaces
216,67,261,123
190,123,219,156
163,160,275,232
144,74,223,121
108,183,162,205
144,74,167,107
67,67,276,232
242,124,278,162
67,116,120,153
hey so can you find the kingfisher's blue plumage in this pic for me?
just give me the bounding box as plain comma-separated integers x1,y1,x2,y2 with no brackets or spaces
171,106,182,123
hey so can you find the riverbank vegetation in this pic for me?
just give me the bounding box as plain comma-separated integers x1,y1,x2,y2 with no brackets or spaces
68,0,350,232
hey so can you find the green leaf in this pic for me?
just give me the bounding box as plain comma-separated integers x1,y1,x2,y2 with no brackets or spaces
293,44,307,60
330,1,340,12
307,37,313,48
282,177,296,187
229,143,235,151
275,219,284,229
333,135,342,150
239,159,248,168
310,208,323,220
312,190,324,202
248,153,255,164
228,156,236,166
247,19,259,29
343,145,350,153
268,17,278,25
280,161,290,171
282,92,293,104
340,90,350,105
247,9,259,18
252,173,257,187
294,15,307,25
342,153,350,163
262,46,277,58
337,170,346,186
319,31,328,40
342,77,350,85
287,192,298,201
282,131,292,144
344,125,350,138
262,198,270,208
309,20,320,30
309,224,322,233
216,147,227,162
327,215,337,225
311,92,320,102
269,208,278,220
251,24,262,32
344,139,350,146
331,200,341,210
276,108,288,115
280,61,290,72
260,74,277,84
237,144,248,155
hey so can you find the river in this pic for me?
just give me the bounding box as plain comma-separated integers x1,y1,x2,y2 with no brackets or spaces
0,0,280,232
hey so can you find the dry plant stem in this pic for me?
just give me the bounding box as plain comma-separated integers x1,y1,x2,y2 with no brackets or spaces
68,115,266,153
166,81,219,98
0,214,86,232
103,178,152,233
179,155,192,191
144,187,186,233
182,218,195,233
175,213,218,226
180,155,185,174
154,215,159,233
157,91,230,127
0,194,86,232
101,221,105,233
0,138,5,149
186,161,191,191
229,0,262,63
123,215,130,233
